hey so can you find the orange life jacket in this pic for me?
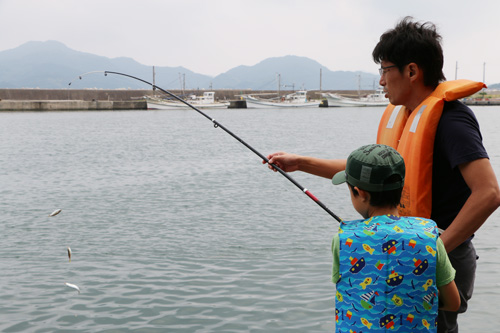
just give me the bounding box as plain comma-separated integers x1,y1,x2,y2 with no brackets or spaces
376,80,485,218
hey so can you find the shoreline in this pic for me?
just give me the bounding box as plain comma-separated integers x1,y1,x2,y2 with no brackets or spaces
0,88,369,111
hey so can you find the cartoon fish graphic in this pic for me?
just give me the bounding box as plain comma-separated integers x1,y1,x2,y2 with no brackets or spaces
336,290,343,302
361,317,373,329
382,240,398,254
393,225,404,233
422,279,433,291
391,294,403,306
422,319,431,329
426,245,437,257
416,217,430,226
359,277,372,290
362,243,375,255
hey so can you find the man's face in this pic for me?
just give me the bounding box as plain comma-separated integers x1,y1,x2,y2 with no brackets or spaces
379,61,411,106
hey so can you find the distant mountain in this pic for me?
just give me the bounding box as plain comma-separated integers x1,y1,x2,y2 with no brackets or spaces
0,41,379,90
213,55,379,90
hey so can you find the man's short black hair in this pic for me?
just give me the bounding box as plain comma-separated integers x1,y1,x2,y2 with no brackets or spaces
372,16,446,88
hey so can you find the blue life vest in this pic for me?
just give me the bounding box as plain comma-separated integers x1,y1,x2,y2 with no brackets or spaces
336,215,439,332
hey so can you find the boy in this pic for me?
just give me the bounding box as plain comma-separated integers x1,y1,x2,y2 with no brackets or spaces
331,144,459,332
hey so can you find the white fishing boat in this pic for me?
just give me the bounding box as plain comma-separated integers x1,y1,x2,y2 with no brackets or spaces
243,91,320,108
146,92,229,109
321,89,389,107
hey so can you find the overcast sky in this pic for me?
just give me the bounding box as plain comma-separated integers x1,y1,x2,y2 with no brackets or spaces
1,0,499,84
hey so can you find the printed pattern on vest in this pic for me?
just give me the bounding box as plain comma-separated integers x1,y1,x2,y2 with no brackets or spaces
336,215,438,332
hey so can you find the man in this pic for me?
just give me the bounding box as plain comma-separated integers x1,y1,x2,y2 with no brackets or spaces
266,17,500,332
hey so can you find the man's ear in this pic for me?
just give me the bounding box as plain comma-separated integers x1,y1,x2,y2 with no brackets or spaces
407,63,419,80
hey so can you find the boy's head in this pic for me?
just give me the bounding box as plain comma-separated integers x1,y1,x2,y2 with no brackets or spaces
332,144,405,212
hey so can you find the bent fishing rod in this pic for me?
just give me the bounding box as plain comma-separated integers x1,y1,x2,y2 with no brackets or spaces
69,71,342,223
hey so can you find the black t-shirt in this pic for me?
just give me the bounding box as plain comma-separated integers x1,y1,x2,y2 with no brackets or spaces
431,100,489,229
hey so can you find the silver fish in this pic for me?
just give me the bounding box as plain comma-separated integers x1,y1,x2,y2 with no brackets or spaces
64,282,80,294
49,209,62,217
67,247,72,262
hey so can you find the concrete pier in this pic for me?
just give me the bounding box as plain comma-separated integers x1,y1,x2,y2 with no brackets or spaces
0,88,369,111
0,100,146,111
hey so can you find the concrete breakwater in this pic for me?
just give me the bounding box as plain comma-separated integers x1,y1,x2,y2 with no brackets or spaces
0,88,366,111
0,89,151,111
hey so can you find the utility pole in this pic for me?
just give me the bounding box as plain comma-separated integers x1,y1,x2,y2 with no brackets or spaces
277,73,281,99
483,62,486,84
152,66,156,92
319,68,322,92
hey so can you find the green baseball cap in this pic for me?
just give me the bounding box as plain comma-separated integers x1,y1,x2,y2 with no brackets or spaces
332,144,405,192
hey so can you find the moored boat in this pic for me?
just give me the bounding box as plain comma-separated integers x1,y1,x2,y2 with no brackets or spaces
243,91,320,108
146,92,229,109
321,89,389,107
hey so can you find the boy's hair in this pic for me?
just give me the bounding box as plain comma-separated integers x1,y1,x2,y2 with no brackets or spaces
348,174,403,208
372,16,446,88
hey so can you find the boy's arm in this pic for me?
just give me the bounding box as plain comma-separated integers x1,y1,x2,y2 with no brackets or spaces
435,237,460,311
438,280,460,312
332,235,340,283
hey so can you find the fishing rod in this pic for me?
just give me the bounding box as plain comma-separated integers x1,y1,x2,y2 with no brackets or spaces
69,71,342,223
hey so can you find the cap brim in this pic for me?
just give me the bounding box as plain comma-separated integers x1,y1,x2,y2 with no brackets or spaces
332,171,347,185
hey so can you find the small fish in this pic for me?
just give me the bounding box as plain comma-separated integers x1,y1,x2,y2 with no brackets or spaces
359,277,372,290
362,243,375,255
67,247,72,262
336,290,343,302
391,294,403,306
426,245,437,257
361,317,373,329
422,279,433,291
422,319,431,329
64,282,80,294
49,209,62,217
393,225,404,233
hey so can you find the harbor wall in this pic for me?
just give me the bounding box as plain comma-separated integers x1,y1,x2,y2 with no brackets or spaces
0,88,376,111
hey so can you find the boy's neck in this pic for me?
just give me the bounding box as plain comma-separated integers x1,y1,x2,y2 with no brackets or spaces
366,206,400,219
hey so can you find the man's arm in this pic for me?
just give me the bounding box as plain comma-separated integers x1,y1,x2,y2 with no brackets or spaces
266,151,346,179
440,158,500,252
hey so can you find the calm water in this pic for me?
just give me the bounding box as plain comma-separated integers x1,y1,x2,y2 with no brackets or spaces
1,106,499,332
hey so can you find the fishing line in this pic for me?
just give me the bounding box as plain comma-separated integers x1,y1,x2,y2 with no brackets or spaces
69,71,342,223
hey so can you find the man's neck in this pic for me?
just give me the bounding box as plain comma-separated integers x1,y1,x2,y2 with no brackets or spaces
405,85,435,112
